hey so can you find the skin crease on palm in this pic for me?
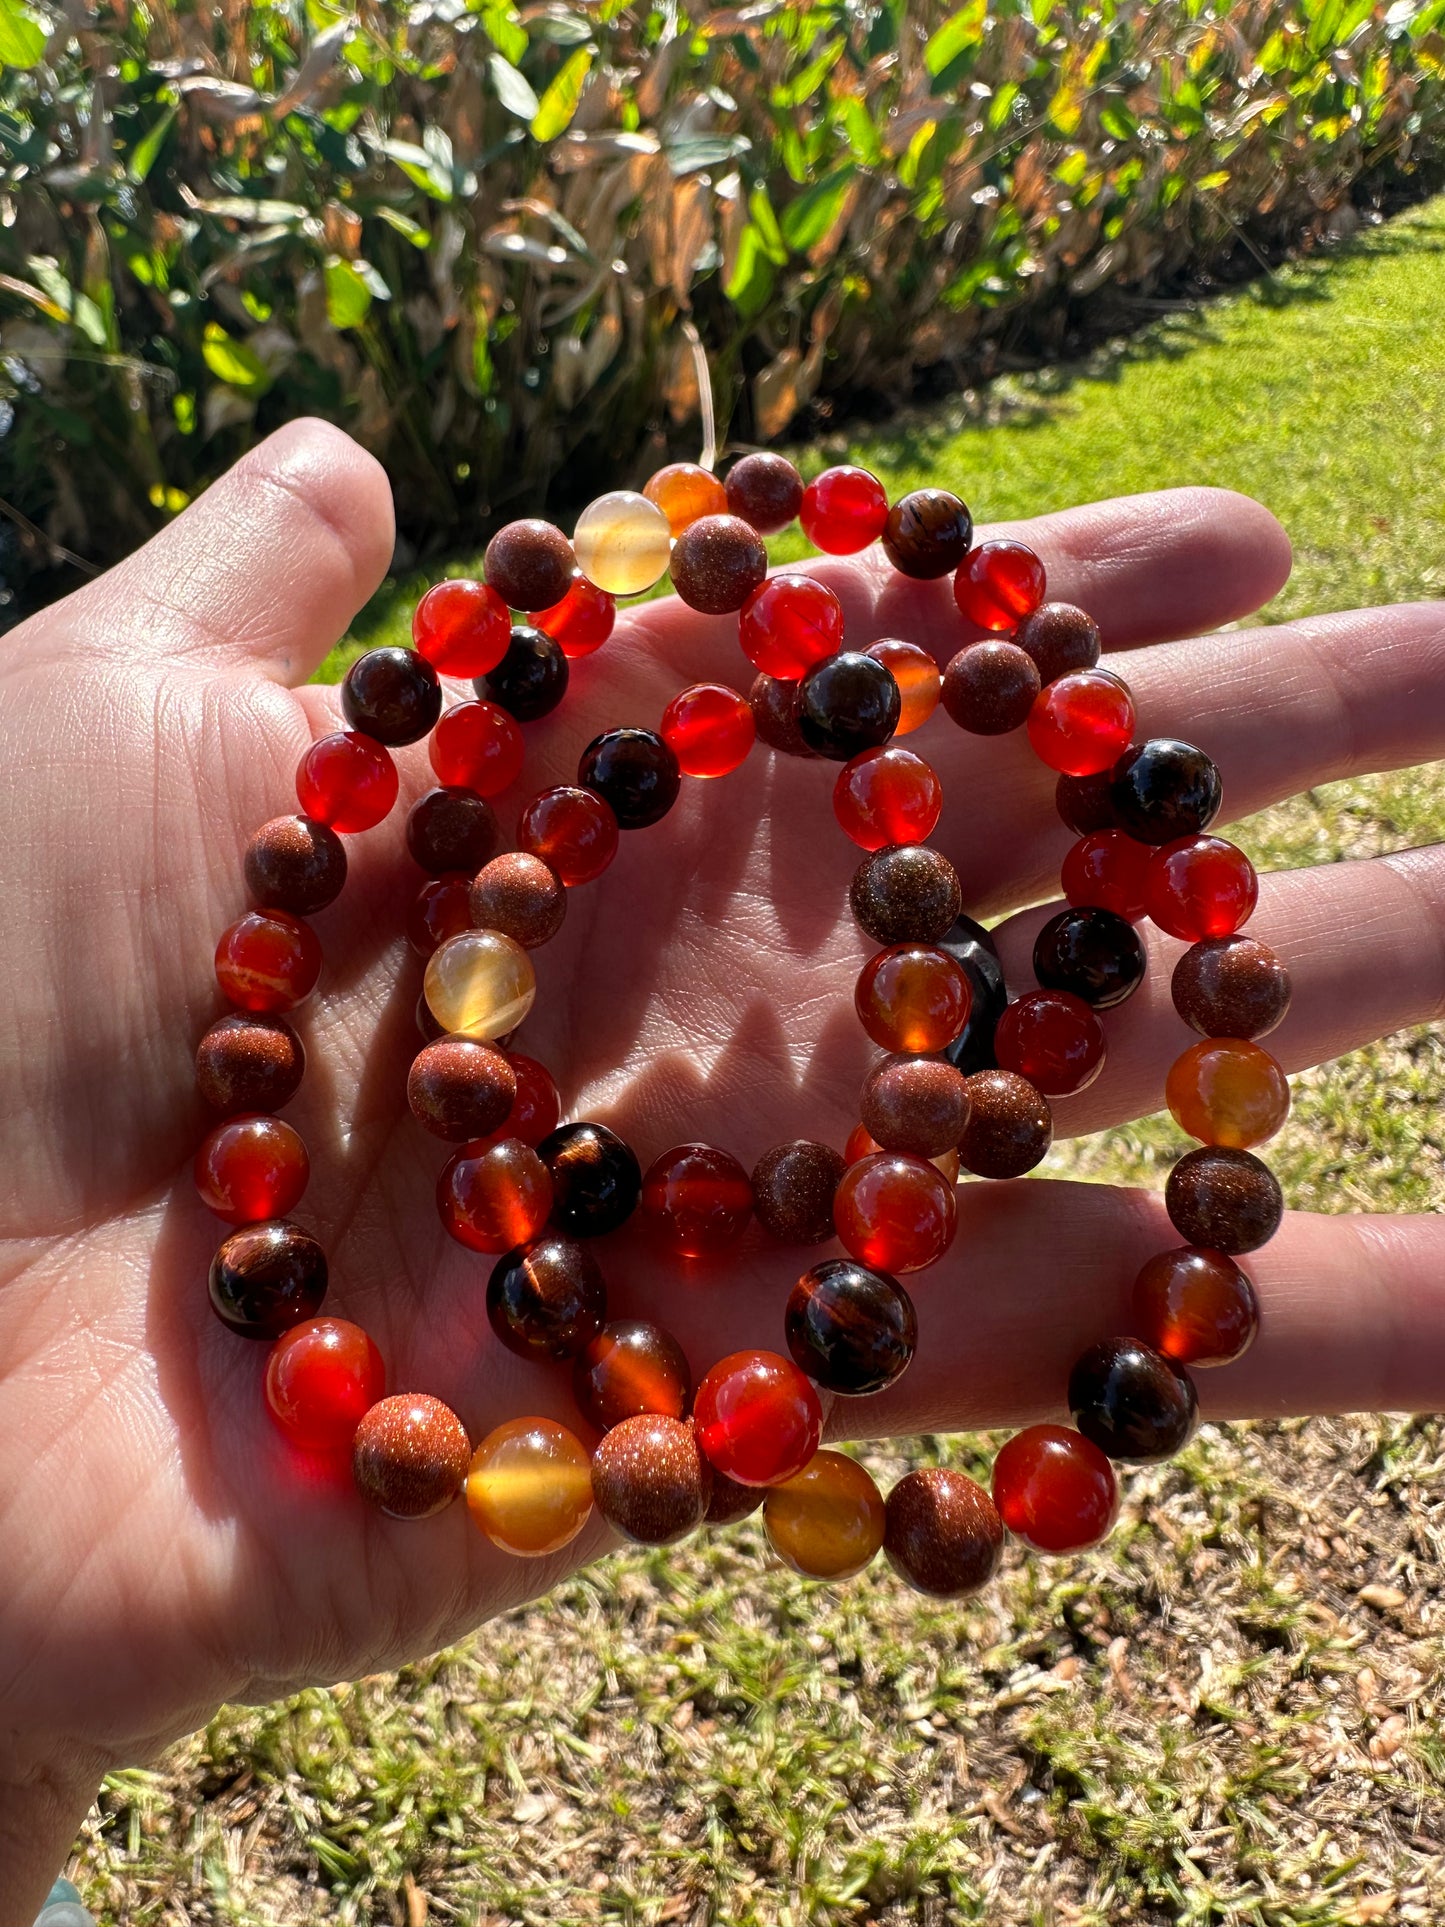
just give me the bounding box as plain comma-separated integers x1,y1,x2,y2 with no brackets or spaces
2,419,1445,1914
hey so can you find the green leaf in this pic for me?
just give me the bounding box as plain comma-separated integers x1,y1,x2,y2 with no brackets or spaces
530,46,592,142
488,51,539,121
724,223,775,319
0,0,46,70
1099,100,1138,142
835,91,883,165
129,104,177,182
748,183,788,264
201,320,272,394
325,256,371,329
374,205,431,247
923,1,986,79
780,161,856,251
771,36,843,108
480,0,527,65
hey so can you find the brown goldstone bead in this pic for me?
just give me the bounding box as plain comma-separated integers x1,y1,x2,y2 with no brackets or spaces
725,452,804,535
487,1234,607,1362
1015,602,1101,685
670,513,768,615
860,1055,970,1158
849,844,963,946
352,1393,471,1519
407,1036,516,1142
484,518,576,613
407,787,500,877
751,1140,848,1246
881,488,973,579
749,672,817,757
1172,935,1293,1041
956,1070,1053,1179
573,1319,692,1432
470,852,566,949
591,1413,712,1545
884,1467,1004,1598
1165,1146,1283,1253
942,642,1040,735
705,1468,766,1525
196,1013,305,1114
244,815,347,916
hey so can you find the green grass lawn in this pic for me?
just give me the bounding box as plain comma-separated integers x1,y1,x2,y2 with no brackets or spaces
81,200,1445,1925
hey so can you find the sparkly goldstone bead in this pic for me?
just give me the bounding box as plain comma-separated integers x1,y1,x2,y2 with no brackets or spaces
573,490,673,596
423,929,536,1040
763,1450,886,1580
465,1416,595,1555
590,1413,712,1545
353,1394,471,1519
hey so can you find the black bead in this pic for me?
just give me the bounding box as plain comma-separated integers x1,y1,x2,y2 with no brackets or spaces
1055,765,1125,836
539,1121,642,1237
577,727,681,830
406,786,500,874
785,1259,917,1396
477,624,569,722
1032,906,1147,1009
341,646,443,747
487,1234,607,1362
1110,739,1223,846
796,652,901,760
208,1220,328,1339
938,915,1008,1075
1068,1337,1199,1462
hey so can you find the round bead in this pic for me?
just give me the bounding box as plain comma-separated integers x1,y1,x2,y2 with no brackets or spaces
429,700,525,797
407,874,473,959
991,1425,1119,1554
784,1259,917,1395
406,787,499,876
578,727,681,830
437,1139,554,1253
882,487,972,579
517,785,619,885
423,929,536,1040
465,1417,594,1554
195,1013,305,1115
706,1469,766,1525
798,651,901,761
669,513,768,615
955,1070,1053,1179
750,1140,847,1246
1014,602,1102,685
884,1467,1004,1598
953,539,1047,631
407,1037,516,1142
478,624,569,722
1146,836,1258,942
937,915,1009,1077
834,747,943,852
748,672,815,757
533,574,616,659
644,460,729,534
1061,829,1153,923
296,730,398,833
994,989,1106,1097
413,577,511,678
845,1125,959,1184
215,908,322,1013
573,1320,692,1432
244,815,347,916
941,641,1041,736
1056,766,1125,836
469,852,566,949
1166,1145,1283,1253
1068,1338,1199,1463
208,1219,327,1338
591,1413,712,1545
833,1152,956,1274
341,646,443,747
195,1115,308,1223
487,1234,606,1361
849,844,962,947
1166,1037,1290,1149
641,1144,753,1256
416,991,446,1043
860,1055,970,1158
460,1050,561,1152
484,518,576,613
725,451,804,534
661,682,755,778
540,1121,641,1237
1033,906,1147,1010
1110,738,1223,845
1171,935,1292,1040
865,638,940,735
738,574,844,680
354,1394,471,1520
693,1350,823,1487
855,943,971,1053
764,1451,886,1580
1027,669,1136,777
1132,1246,1259,1367
799,465,888,554
573,489,672,595
265,1318,386,1453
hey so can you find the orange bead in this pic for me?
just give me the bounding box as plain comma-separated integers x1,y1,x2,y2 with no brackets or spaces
833,1152,957,1273
643,461,729,534
865,638,940,735
1165,1038,1290,1149
844,1122,959,1182
465,1417,595,1555
763,1450,886,1580
855,944,971,1053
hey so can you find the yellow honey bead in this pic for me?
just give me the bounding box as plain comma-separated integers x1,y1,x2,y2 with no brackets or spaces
643,462,728,535
423,929,535,1040
574,490,672,596
465,1417,594,1556
1166,1036,1290,1149
763,1449,886,1580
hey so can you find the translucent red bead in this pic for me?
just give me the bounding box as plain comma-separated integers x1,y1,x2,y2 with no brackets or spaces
517,785,619,886
855,944,971,1053
215,908,322,1013
1061,828,1154,923
1146,836,1259,942
953,539,1047,632
437,1139,554,1253
692,1350,823,1487
660,683,756,778
991,1424,1119,1554
464,1051,562,1152
296,730,399,833
799,465,889,554
265,1317,386,1452
1131,1246,1259,1367
738,574,844,679
833,746,943,851
832,1152,956,1274
533,575,617,659
412,578,512,678
428,700,525,797
194,1114,309,1223
993,988,1106,1096
1026,670,1136,777
406,874,474,958
640,1143,753,1256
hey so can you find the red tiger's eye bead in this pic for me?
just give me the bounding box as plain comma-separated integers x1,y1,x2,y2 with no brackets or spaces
641,1144,753,1256
413,578,512,678
1146,836,1259,942
429,701,525,798
437,1139,554,1253
407,874,475,958
738,574,845,680
573,1320,692,1433
661,683,756,778
953,539,1047,632
833,1152,956,1273
215,908,322,1013
855,944,971,1053
693,1349,823,1487
533,574,617,659
1027,670,1136,777
833,746,943,851
799,465,889,554
1061,829,1154,923
866,638,940,735
517,785,619,886
993,989,1106,1096
991,1424,1119,1554
296,730,399,833
1132,1245,1259,1367
265,1317,386,1452
194,1114,309,1223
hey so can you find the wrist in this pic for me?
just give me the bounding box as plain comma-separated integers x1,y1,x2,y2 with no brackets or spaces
0,1746,102,1922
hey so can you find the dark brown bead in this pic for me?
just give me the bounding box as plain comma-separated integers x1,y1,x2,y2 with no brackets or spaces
1068,1338,1198,1462
573,1320,692,1433
407,1037,516,1142
352,1393,471,1519
725,451,804,535
705,1467,766,1525
881,488,973,579
1172,936,1293,1040
749,673,817,757
850,844,964,946
941,642,1040,735
1015,603,1102,685
956,1070,1053,1179
884,1467,1004,1598
487,1234,607,1361
341,647,443,747
196,1013,306,1114
244,815,347,916
1166,1146,1283,1253
208,1219,327,1338
669,513,768,615
785,1259,917,1396
590,1413,712,1545
541,1122,642,1237
406,787,499,876
484,518,576,613
1056,766,1125,836
860,1055,970,1158
751,1140,848,1246
470,851,566,949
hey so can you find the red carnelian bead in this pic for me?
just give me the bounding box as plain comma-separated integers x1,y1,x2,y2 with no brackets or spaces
661,683,756,778
991,1424,1119,1554
1061,829,1154,923
463,1051,562,1154
641,1144,753,1256
429,700,525,798
1132,1245,1259,1367
412,578,511,678
855,944,971,1053
533,574,617,660
844,1122,960,1183
738,574,844,680
215,909,322,1013
799,465,889,554
194,1114,309,1223
406,873,474,958
994,989,1106,1096
265,1317,386,1452
833,1152,956,1273
1026,670,1136,777
296,731,399,833
693,1350,823,1486
517,785,619,886
953,539,1047,632
1146,836,1259,942
833,746,943,852
437,1139,554,1253
866,638,940,735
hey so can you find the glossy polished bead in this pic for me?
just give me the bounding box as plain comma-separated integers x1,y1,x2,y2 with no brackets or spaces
1132,1245,1259,1367
195,1114,308,1223
1068,1338,1198,1463
341,646,442,746
991,1425,1119,1554
941,641,1041,735
953,539,1047,631
748,672,815,756
408,1036,516,1142
487,1233,606,1361
750,1139,847,1246
641,1144,753,1255
265,1318,386,1452
798,652,901,760
834,747,943,851
937,915,1009,1077
956,1069,1053,1179
573,1320,692,1432
1166,1145,1282,1253
844,1123,959,1183
850,844,962,947
739,574,844,679
429,700,525,797
296,731,398,833
644,460,728,533
578,727,681,829
244,815,347,915
834,1152,956,1273
416,991,446,1043
478,624,569,722
799,465,888,553
573,489,672,595
1146,836,1258,942
484,517,576,612
407,874,473,958
592,1413,712,1544
865,638,939,735
464,1049,561,1151
670,513,768,614
466,1417,594,1553
215,908,322,1013
195,1013,305,1115
1166,1037,1290,1149
354,1394,471,1520
1027,669,1136,776
994,989,1106,1097
540,1121,641,1237
424,929,535,1039
1033,906,1147,1009
469,852,566,949
406,787,499,875
764,1451,886,1580
438,1139,554,1252
1172,935,1292,1040
1061,829,1153,923
533,574,616,659
208,1219,327,1338
860,1055,970,1157
882,487,973,578
1014,602,1101,685
413,577,512,678
1056,765,1125,836
661,682,755,777
785,1259,916,1395
706,1468,766,1524
517,785,619,885
1110,738,1223,845
693,1349,823,1486
856,943,970,1053
884,1467,1004,1597
725,450,804,534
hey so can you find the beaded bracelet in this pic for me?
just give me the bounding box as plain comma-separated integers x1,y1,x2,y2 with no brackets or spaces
192,449,1289,1596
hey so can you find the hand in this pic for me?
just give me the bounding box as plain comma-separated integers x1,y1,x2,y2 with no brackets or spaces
2,421,1442,1914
